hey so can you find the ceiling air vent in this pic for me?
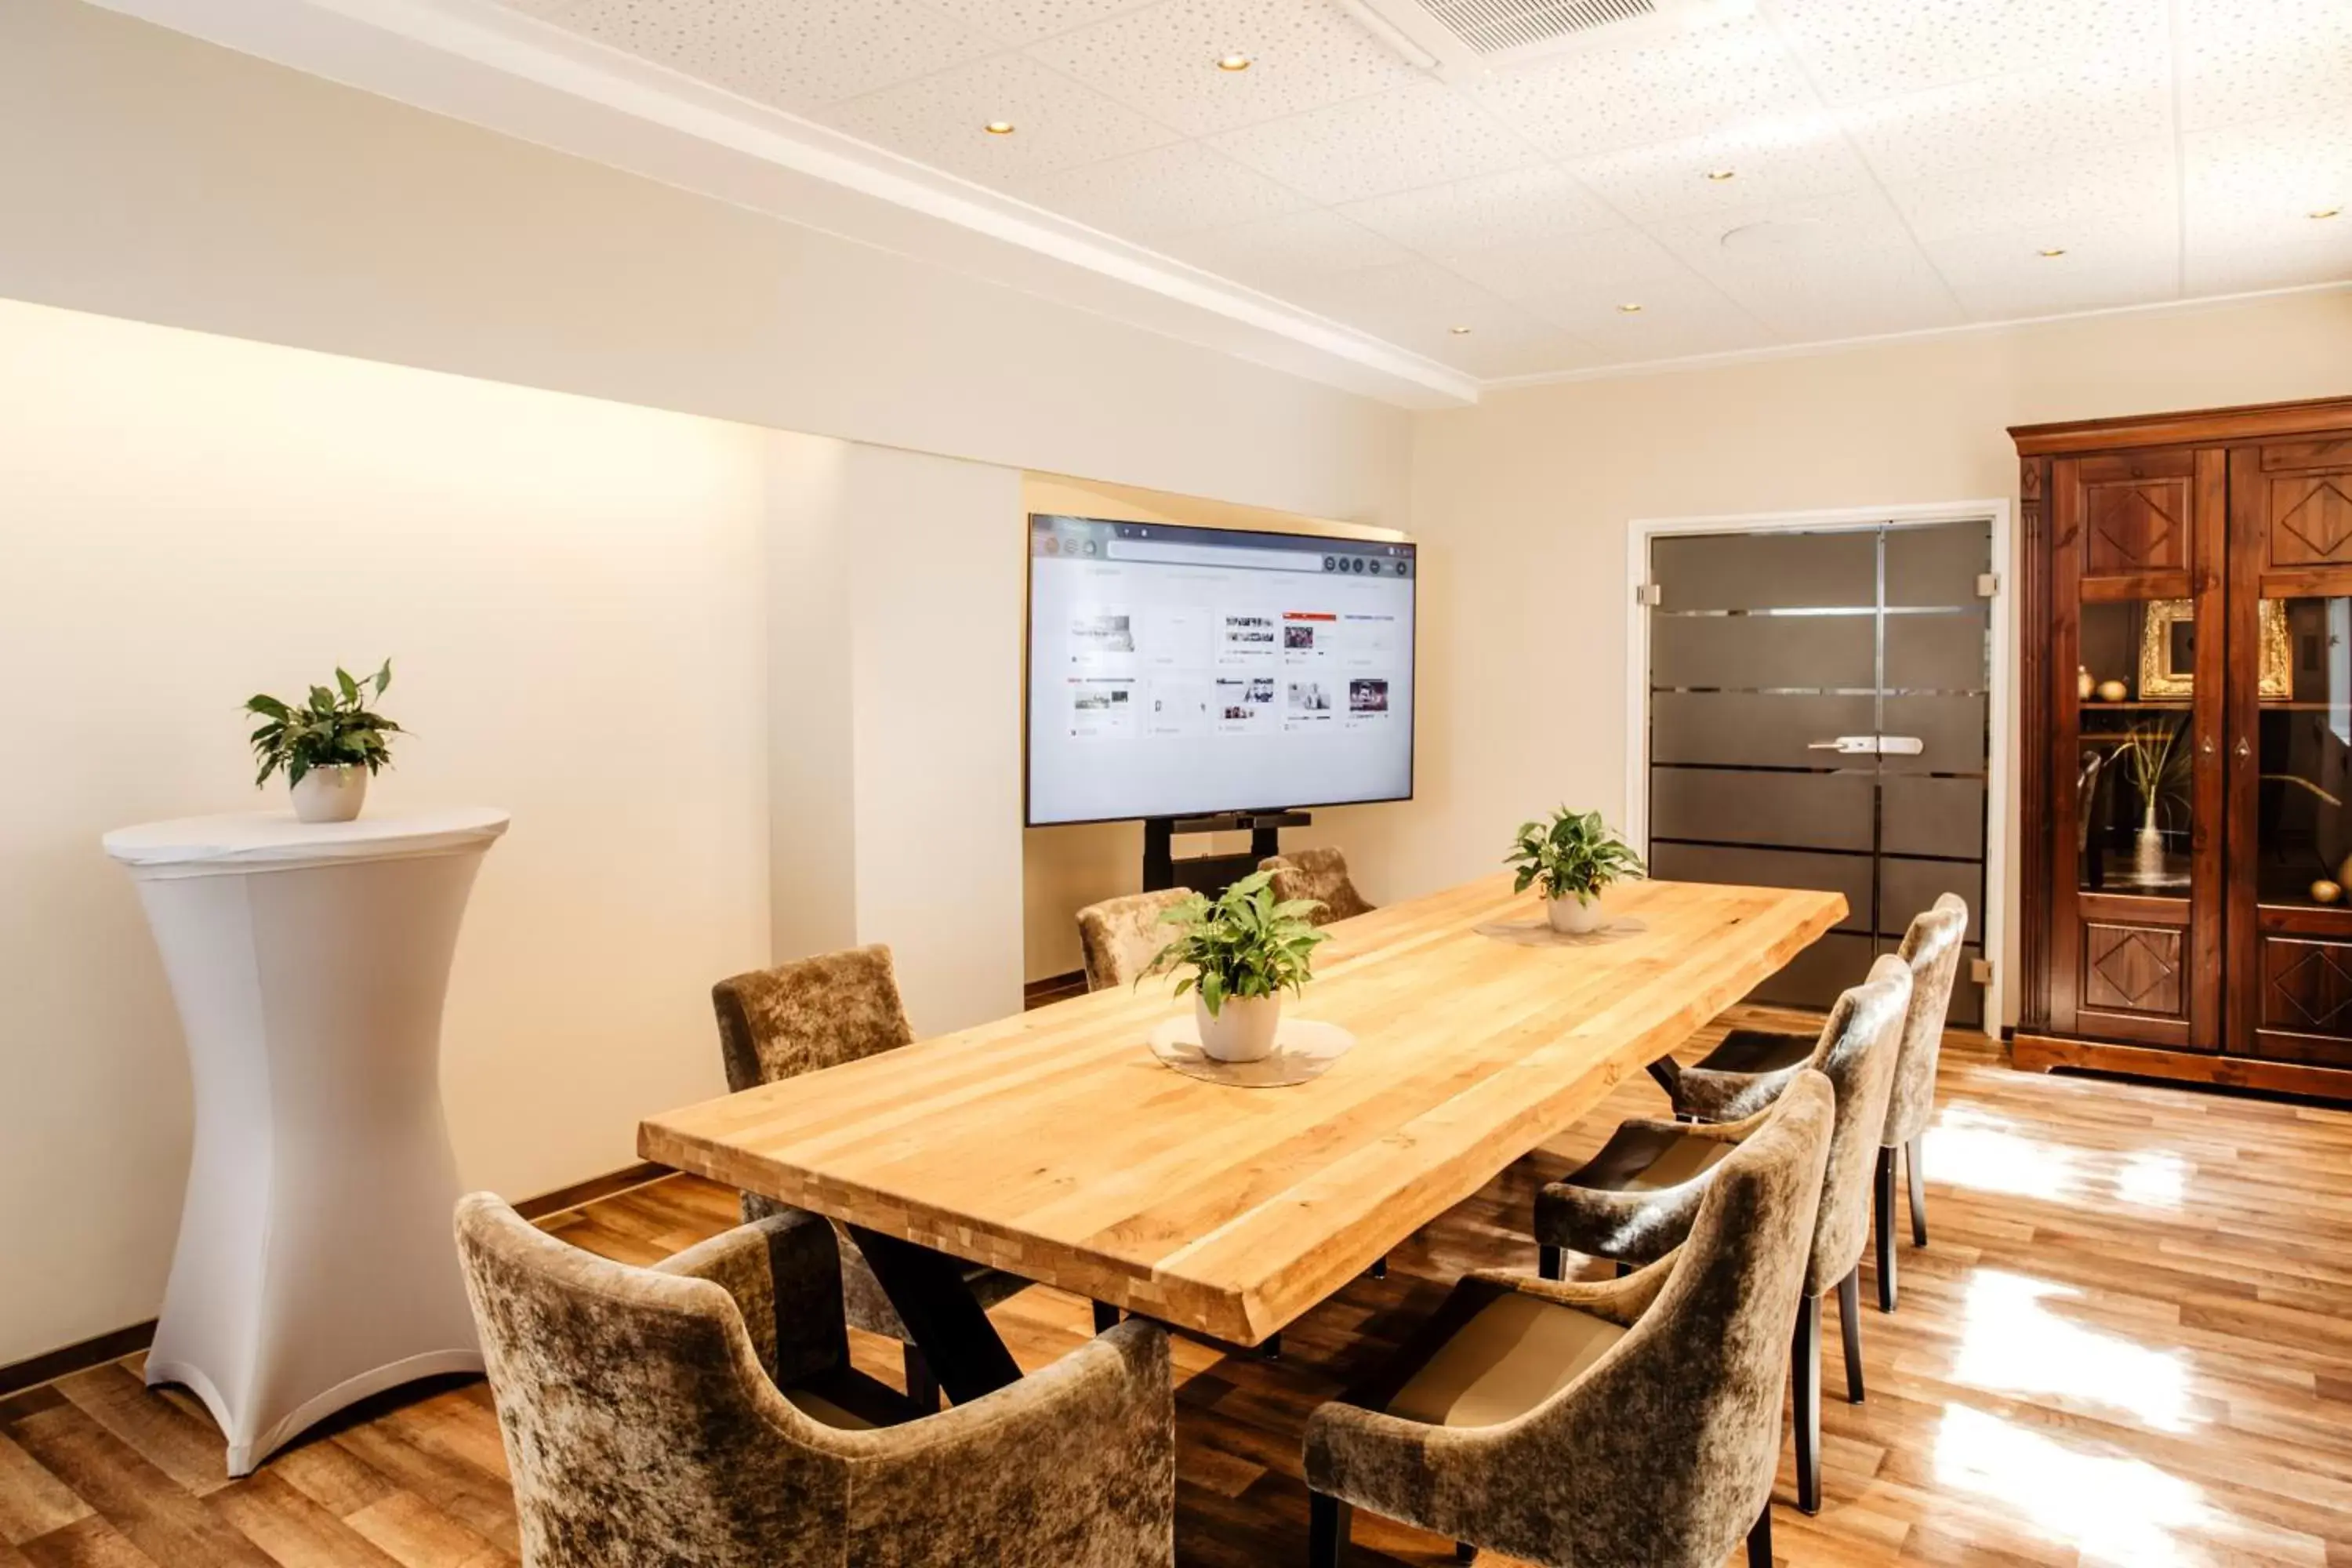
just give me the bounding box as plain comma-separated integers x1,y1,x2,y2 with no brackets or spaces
1341,0,1743,78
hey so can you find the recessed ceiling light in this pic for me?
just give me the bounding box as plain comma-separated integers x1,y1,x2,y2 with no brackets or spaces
1216,52,1253,71
1448,325,1472,335
983,120,1016,135
1617,302,1644,313
1705,168,1737,181
2313,206,2344,220
2038,246,2067,257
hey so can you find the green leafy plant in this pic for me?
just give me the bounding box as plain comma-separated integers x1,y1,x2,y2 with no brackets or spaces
245,661,401,788
1140,870,1328,1017
1507,807,1646,906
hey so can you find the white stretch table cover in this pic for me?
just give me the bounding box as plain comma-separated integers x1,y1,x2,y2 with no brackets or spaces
104,808,509,1474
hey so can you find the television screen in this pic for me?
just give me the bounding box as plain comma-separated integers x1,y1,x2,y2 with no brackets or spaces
1025,514,1416,826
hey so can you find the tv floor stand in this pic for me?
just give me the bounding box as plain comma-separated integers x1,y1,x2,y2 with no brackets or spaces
1142,811,1312,898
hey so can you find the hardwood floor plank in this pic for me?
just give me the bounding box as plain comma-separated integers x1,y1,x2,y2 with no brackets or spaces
14,1515,160,1568
5,1406,274,1568
205,1474,408,1568
0,1433,89,1546
339,1494,510,1568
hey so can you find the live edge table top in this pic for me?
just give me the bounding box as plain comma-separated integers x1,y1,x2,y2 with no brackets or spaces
639,875,1845,1346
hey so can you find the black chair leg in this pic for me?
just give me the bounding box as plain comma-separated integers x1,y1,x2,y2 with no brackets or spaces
1538,1244,1563,1280
1308,1490,1351,1567
1370,1255,1388,1280
1874,1145,1898,1313
1747,1501,1773,1567
902,1343,940,1411
1838,1268,1864,1404
1792,1292,1822,1515
1262,1332,1282,1360
1907,1135,1928,1247
1454,1542,1478,1562
1092,1301,1120,1334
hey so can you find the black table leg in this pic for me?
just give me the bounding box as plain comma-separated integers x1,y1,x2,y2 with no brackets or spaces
844,1226,1022,1404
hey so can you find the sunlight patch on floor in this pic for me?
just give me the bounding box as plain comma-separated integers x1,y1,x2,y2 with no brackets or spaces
1933,1403,2209,1565
1951,1269,2194,1432
1927,1105,2078,1200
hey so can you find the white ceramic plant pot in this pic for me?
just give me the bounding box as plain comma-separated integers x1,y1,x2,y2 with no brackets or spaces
290,766,368,825
1547,892,1606,935
1195,993,1282,1063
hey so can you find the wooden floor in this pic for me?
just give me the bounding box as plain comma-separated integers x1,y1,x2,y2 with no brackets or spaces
5,1011,2351,1566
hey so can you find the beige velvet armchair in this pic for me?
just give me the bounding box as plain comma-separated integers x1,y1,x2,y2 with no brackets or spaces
1258,847,1375,924
712,944,1029,1406
1076,887,1192,991
1303,1072,1835,1568
456,1194,1176,1568
1534,955,1911,1515
1648,896,1969,1309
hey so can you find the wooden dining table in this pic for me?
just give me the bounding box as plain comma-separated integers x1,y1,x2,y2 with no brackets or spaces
639,874,1845,1401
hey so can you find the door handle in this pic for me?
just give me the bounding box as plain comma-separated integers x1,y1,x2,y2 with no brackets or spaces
1806,735,1925,756
2236,738,2251,759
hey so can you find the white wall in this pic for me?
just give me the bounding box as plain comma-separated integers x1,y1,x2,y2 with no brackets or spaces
1399,289,2352,1022
0,296,772,1365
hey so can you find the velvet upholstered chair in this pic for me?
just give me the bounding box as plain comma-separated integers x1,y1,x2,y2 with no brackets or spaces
456,1195,1176,1568
1534,956,1911,1515
712,944,1029,1407
1076,887,1192,991
1649,895,1969,1310
1303,1072,1835,1568
1259,847,1375,925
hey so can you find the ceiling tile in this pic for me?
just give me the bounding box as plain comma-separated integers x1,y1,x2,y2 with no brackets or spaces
1568,113,1874,223
1769,0,2169,105
1440,227,1699,306
1434,327,1610,381
1283,259,1563,361
1207,79,1538,205
526,0,1003,111
1886,140,2178,243
2184,117,2352,230
1334,166,1621,255
818,53,1181,183
2183,223,2352,296
1544,281,1784,363
1025,0,1420,137
1465,19,1819,160
1155,209,1415,290
1003,142,1309,238
1704,245,1968,338
1644,187,1922,278
923,0,1158,47
1840,60,2174,185
1921,214,2180,319
2179,0,2352,131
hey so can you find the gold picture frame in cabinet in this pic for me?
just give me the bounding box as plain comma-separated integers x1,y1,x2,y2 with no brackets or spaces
2138,598,2290,700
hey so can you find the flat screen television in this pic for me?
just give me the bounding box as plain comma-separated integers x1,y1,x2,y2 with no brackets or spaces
1025,513,1417,826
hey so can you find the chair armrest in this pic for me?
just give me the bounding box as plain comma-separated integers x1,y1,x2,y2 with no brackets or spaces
655,1209,845,1385
841,1319,1174,1568
1617,1100,1777,1146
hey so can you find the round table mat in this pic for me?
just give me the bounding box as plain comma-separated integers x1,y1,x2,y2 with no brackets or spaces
1474,914,1649,948
1147,1015,1357,1087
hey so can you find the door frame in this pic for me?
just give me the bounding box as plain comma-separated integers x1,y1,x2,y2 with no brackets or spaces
1624,499,2015,1035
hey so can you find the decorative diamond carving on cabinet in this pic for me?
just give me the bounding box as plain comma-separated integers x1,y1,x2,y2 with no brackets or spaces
2082,478,2190,577
2268,477,2352,567
2263,938,2352,1037
2082,923,2183,1017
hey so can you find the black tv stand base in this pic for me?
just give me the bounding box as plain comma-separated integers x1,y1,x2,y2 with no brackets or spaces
1141,811,1312,897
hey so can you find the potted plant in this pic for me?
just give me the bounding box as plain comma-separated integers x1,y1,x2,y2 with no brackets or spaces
1507,807,1646,935
1140,870,1327,1062
2112,720,2186,885
245,661,401,824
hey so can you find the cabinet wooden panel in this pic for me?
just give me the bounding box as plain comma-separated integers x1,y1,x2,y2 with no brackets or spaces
2014,397,2352,1100
2082,924,2184,1015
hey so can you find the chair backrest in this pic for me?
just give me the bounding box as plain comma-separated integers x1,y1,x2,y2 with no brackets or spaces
1076,888,1192,992
1883,894,1970,1146
712,944,913,1093
456,1195,845,1567
1509,1072,1835,1567
1799,954,1912,1297
1258,847,1374,925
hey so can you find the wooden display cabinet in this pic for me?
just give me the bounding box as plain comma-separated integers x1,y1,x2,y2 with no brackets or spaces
2013,397,2352,1098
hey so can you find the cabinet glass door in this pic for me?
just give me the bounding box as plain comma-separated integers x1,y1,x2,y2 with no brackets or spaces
2051,448,2224,1048
2227,441,2352,1066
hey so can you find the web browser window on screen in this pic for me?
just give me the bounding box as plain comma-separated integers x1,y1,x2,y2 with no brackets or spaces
1025,514,1416,826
